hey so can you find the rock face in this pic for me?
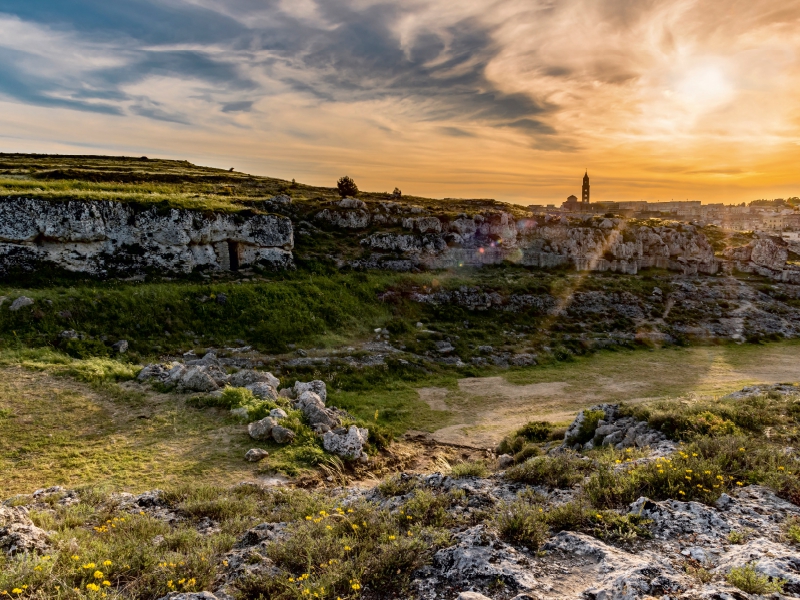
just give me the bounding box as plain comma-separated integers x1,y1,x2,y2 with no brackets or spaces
358,213,719,276
0,197,294,276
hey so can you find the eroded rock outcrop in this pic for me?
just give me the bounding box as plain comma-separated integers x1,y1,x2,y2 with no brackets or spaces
359,212,718,276
0,197,294,276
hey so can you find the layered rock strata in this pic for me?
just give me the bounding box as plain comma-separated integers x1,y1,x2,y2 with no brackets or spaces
0,197,293,276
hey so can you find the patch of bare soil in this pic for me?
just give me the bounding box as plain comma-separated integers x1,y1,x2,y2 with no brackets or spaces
423,346,800,449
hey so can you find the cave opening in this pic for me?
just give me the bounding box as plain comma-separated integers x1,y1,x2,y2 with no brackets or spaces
227,241,240,271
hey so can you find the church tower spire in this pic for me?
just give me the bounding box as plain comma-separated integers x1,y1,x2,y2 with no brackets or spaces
582,170,590,204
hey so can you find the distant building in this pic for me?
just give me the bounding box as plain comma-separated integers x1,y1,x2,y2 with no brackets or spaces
582,171,590,204
562,172,591,211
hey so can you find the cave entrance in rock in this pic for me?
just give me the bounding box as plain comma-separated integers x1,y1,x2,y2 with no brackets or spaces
227,241,241,271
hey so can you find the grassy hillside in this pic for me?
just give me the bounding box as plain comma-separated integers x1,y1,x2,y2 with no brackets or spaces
0,153,525,217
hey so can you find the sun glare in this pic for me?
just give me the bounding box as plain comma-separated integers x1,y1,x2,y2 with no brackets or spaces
674,63,734,112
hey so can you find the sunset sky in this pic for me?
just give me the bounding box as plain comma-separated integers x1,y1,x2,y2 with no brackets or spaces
1,0,799,205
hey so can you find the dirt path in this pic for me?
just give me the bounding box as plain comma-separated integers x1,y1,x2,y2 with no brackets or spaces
424,343,800,448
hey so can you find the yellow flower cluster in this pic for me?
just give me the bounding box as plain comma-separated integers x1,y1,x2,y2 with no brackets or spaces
93,517,125,534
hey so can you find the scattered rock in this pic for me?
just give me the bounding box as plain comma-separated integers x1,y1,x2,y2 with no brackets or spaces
322,425,369,461
244,449,269,462
9,296,34,311
269,408,287,420
229,370,279,388
59,329,79,339
497,454,515,469
563,403,673,452
294,380,327,403
0,523,50,555
112,339,129,354
248,417,277,441
271,426,295,444
246,382,279,401
181,367,220,393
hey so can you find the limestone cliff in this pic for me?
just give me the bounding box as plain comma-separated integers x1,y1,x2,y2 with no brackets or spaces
0,197,293,276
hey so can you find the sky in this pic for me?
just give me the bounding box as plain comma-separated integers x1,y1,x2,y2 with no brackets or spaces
0,0,799,205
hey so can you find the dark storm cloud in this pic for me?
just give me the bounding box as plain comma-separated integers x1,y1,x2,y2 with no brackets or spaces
0,0,556,135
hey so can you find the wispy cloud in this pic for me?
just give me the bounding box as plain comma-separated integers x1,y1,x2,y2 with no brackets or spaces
0,0,798,203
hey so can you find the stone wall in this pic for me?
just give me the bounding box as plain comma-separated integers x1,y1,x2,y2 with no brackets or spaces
0,198,294,276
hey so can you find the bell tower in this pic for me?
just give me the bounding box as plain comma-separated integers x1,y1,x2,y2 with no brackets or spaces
582,170,590,204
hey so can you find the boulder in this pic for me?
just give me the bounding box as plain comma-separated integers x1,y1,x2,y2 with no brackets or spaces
9,296,33,311
0,523,50,555
0,506,33,527
271,426,296,444
248,417,277,441
244,449,269,462
497,454,515,469
137,363,172,382
338,197,366,209
294,380,327,403
296,391,340,429
112,339,129,354
322,425,369,460
269,408,288,420
246,382,279,401
181,367,219,393
457,593,493,600
229,370,280,389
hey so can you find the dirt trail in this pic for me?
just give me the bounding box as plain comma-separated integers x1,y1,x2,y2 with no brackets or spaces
423,344,800,448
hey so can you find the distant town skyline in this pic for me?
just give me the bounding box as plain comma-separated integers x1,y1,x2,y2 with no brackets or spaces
0,1,799,205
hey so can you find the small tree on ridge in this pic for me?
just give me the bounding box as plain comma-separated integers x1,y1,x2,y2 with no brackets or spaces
337,176,359,198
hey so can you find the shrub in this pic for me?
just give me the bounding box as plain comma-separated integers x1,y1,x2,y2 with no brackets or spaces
378,474,418,498
585,436,796,508
514,444,542,464
726,562,786,595
785,517,800,545
337,176,359,198
496,421,553,457
727,530,746,544
506,454,592,489
450,460,489,479
63,337,110,359
689,411,739,437
493,500,548,548
544,501,652,542
517,421,553,442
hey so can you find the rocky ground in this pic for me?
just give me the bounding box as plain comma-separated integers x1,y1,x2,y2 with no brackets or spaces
2,384,798,600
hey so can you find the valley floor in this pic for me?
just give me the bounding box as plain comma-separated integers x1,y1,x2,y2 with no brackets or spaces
1,340,798,495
